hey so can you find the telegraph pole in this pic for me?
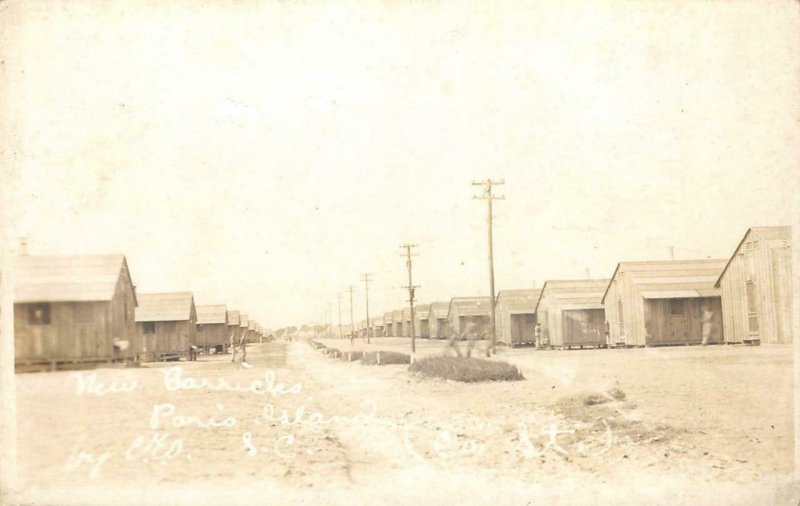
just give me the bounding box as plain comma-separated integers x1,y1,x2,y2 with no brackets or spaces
400,244,419,354
348,285,355,345
337,293,343,339
361,273,372,344
327,302,333,338
472,178,504,356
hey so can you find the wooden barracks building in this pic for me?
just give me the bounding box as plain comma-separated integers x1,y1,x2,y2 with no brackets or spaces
135,291,197,361
715,226,792,345
14,254,138,368
195,304,228,353
602,260,726,347
495,289,541,346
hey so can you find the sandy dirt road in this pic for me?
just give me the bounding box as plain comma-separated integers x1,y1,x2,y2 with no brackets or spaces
10,340,799,505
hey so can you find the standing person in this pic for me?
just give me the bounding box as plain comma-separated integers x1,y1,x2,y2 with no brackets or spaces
230,332,238,363
534,322,542,348
238,334,247,363
701,304,715,346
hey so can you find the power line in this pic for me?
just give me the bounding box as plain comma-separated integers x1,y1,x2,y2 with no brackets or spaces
472,178,505,356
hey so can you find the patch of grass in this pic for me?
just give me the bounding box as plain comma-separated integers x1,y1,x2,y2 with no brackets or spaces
361,351,411,365
607,386,626,401
340,351,364,362
553,387,682,446
408,356,524,382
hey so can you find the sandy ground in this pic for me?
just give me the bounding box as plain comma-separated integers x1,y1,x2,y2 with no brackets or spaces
8,339,800,505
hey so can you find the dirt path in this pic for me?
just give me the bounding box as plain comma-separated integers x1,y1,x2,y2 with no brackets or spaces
11,340,798,505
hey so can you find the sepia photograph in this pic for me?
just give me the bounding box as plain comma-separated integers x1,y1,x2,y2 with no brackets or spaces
0,1,798,504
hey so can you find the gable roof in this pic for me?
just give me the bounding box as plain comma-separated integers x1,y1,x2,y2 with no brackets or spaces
196,304,227,324
383,311,393,324
392,309,404,322
496,289,542,313
535,280,609,312
415,304,431,320
135,292,194,322
447,297,491,319
601,259,726,303
227,310,240,326
240,313,250,328
714,226,792,287
15,254,133,304
429,301,450,319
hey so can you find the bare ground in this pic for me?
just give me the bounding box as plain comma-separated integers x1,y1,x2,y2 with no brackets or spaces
9,339,799,505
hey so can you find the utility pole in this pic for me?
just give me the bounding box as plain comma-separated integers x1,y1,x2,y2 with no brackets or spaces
361,273,372,344
472,178,505,356
336,293,343,339
327,302,333,338
400,244,419,354
348,285,355,345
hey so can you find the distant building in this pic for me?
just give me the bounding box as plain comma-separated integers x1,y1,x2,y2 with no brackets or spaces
715,226,792,344
495,289,541,346
369,317,384,338
446,297,491,340
402,308,412,337
602,260,727,347
392,309,404,337
135,292,197,361
196,304,228,352
15,254,138,367
240,313,250,342
414,303,431,339
428,302,450,339
226,310,241,348
535,281,607,349
383,312,394,337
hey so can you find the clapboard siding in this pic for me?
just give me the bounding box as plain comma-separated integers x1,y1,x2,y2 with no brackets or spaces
414,304,431,338
536,280,608,347
715,227,792,344
14,255,138,364
496,289,541,345
603,260,726,346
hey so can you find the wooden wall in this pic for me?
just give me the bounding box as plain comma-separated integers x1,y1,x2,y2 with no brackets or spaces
448,314,489,340
15,268,137,363
719,234,792,344
539,290,605,347
561,309,605,347
604,275,647,346
197,323,228,348
495,303,537,345
417,319,430,338
110,265,138,360
138,319,196,360
429,317,448,339
643,297,723,345
15,301,112,363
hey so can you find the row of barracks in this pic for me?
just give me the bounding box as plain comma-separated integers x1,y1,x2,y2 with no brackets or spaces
356,226,792,349
13,254,271,368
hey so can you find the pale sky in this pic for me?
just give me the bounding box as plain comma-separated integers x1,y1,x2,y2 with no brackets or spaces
2,0,798,329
